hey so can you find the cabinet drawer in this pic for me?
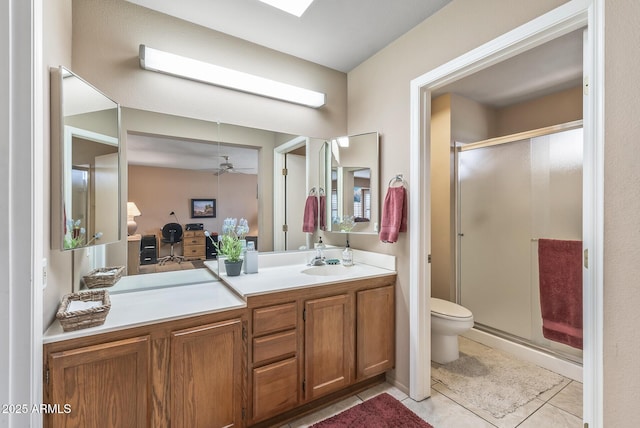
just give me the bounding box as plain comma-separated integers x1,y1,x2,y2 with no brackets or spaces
253,302,297,336
184,247,205,256
253,330,296,365
183,230,204,238
252,357,298,422
184,237,205,245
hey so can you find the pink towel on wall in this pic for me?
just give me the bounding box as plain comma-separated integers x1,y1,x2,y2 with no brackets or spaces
303,195,318,233
379,186,407,243
538,239,583,349
319,195,326,230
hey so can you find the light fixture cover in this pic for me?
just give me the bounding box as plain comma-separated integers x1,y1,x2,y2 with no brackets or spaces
139,45,325,108
257,0,314,17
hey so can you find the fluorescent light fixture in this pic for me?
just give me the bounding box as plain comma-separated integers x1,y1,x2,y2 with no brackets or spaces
257,0,314,17
139,45,325,108
336,136,349,147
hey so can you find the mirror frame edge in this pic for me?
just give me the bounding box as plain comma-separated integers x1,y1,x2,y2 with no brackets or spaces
50,65,123,251
324,131,381,236
50,66,64,250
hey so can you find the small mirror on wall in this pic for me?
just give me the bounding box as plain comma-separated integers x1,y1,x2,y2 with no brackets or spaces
322,132,380,235
50,66,121,250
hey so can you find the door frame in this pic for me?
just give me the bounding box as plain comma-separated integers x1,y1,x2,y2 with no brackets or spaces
408,1,603,426
8,0,45,426
273,136,308,251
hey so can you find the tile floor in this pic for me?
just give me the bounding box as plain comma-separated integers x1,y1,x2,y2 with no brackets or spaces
283,339,583,428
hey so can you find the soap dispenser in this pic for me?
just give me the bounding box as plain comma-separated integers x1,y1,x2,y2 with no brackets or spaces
316,237,326,262
243,241,258,274
342,239,353,266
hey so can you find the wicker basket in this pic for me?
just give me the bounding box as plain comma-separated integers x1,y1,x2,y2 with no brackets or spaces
56,290,111,332
82,266,125,289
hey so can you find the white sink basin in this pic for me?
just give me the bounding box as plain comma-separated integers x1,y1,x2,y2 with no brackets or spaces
301,264,351,276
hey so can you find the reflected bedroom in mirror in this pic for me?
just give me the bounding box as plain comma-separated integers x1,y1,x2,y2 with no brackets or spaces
126,127,260,276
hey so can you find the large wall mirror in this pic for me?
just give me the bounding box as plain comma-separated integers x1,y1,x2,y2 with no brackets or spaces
81,108,381,279
51,66,121,250
322,132,380,235
122,108,379,268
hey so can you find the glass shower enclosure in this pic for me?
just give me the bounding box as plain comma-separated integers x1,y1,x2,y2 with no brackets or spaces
456,124,584,362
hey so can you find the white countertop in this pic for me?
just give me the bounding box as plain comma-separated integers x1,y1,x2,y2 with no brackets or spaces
87,268,220,294
43,249,396,344
43,280,246,344
217,263,395,297
211,248,397,298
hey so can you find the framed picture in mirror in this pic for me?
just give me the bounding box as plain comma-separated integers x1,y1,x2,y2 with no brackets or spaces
191,198,216,218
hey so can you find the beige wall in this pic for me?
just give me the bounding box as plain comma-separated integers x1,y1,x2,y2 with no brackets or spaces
451,93,497,143
604,0,640,424
430,94,454,301
346,0,571,392
495,85,583,136
43,0,73,329
128,165,258,257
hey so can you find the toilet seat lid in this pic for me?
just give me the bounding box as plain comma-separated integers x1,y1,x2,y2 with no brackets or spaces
431,298,472,319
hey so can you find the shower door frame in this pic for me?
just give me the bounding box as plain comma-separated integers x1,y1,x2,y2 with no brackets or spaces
408,1,603,427
454,121,584,363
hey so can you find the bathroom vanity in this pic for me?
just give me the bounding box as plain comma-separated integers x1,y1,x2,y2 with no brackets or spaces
42,250,396,428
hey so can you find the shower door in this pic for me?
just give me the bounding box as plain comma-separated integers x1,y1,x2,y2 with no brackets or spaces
457,126,583,358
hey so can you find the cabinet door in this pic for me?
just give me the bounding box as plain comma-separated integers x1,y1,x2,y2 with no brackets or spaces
357,285,395,378
304,294,353,401
171,318,243,428
47,335,150,428
252,357,298,422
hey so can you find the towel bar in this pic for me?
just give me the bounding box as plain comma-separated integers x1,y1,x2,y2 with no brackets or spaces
388,174,408,187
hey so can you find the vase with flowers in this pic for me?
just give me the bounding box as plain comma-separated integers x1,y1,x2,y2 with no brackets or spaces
64,219,86,249
213,218,249,276
338,215,356,233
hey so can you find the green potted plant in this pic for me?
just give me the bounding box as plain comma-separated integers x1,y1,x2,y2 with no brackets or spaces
214,218,249,276
64,219,85,249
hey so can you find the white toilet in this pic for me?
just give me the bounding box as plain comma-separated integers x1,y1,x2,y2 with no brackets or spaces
431,298,474,364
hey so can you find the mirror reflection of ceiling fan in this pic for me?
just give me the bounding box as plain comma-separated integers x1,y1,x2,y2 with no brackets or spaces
213,155,253,176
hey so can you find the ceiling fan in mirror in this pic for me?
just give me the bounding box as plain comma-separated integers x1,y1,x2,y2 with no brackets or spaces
213,155,253,176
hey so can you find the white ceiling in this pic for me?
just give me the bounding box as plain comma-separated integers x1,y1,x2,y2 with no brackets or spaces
433,29,584,107
127,133,259,174
125,0,453,72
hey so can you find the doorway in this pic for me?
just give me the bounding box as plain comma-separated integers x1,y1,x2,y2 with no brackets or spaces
408,1,604,426
273,136,311,251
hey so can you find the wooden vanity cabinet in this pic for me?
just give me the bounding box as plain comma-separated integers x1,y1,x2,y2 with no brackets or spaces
46,336,150,428
171,319,244,428
356,284,395,378
43,309,246,428
250,302,300,423
304,294,353,400
44,276,395,428
246,275,395,427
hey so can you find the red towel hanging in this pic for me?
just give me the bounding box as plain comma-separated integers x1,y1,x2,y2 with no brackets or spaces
538,238,583,349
